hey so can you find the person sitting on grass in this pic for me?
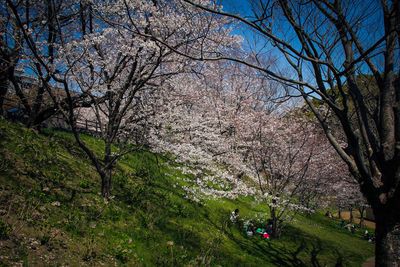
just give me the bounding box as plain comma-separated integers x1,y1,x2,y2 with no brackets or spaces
245,220,255,236
230,209,239,223
368,235,375,244
255,227,270,239
228,209,242,232
263,232,270,239
364,230,370,240
246,220,254,236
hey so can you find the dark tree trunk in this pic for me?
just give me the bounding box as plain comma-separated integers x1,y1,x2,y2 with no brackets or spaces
349,207,354,223
27,85,45,129
358,206,365,228
101,168,112,199
9,72,31,115
359,217,364,228
102,140,113,199
374,205,400,266
270,207,281,238
0,72,8,116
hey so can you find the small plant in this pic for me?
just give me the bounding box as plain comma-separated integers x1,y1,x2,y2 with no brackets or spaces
79,181,90,189
83,236,96,261
115,249,129,264
0,157,11,172
0,220,11,239
40,234,50,245
110,234,136,264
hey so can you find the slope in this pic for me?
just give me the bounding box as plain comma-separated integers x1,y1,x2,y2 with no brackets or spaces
0,119,374,266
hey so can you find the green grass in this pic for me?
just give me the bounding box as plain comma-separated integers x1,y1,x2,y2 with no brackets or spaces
0,119,374,266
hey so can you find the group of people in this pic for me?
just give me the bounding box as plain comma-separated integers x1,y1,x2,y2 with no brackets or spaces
339,220,357,233
245,220,271,239
327,212,374,241
231,209,375,244
325,211,333,219
338,219,375,243
230,209,271,239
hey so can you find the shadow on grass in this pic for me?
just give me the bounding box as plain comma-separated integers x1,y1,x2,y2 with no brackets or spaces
201,213,302,266
202,212,346,267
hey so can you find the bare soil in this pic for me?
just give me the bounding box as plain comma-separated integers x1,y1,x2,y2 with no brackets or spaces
334,211,376,229
362,257,375,267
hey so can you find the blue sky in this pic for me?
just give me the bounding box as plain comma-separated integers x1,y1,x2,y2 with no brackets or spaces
220,0,253,15
216,0,392,89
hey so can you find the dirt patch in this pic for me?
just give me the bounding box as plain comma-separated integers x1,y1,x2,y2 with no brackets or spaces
335,211,375,229
362,257,375,267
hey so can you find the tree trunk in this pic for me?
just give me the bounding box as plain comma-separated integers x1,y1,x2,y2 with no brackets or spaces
0,72,8,116
359,217,364,228
270,207,281,238
374,206,400,266
102,140,114,199
349,207,354,223
101,168,112,199
358,207,365,228
338,207,342,219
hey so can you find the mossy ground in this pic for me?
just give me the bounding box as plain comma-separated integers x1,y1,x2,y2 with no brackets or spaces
0,119,374,266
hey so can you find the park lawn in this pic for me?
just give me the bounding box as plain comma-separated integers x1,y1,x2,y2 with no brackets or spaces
0,119,374,266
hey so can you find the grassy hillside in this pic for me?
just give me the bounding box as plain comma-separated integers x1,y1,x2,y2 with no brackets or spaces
0,119,374,266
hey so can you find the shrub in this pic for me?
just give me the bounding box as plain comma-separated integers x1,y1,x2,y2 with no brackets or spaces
0,220,11,239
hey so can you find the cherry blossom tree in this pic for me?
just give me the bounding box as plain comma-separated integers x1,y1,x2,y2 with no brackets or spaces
147,61,273,204
150,60,341,237
232,108,347,237
149,47,363,238
148,62,253,201
6,0,240,198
